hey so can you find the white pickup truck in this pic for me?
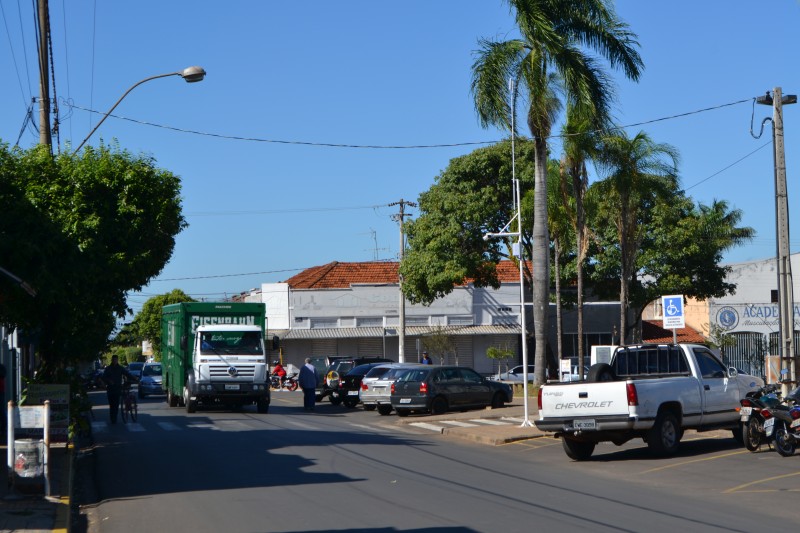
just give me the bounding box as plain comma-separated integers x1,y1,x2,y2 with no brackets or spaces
535,343,764,460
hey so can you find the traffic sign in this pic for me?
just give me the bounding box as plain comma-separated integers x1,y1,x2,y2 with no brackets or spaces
662,295,685,329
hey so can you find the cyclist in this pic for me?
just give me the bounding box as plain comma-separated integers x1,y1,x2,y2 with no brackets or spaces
102,355,138,424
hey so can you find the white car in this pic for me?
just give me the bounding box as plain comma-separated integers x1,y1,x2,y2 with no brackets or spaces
493,365,535,382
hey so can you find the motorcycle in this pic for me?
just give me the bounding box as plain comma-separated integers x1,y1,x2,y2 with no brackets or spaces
739,383,782,452
270,373,299,391
765,386,800,457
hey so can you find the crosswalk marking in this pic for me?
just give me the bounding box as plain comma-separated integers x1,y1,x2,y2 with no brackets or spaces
126,422,146,432
469,419,512,425
157,422,181,431
409,422,445,433
441,420,479,427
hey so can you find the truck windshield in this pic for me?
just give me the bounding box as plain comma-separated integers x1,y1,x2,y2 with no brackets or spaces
200,331,263,355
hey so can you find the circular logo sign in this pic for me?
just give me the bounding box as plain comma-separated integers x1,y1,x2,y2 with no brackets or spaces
716,306,738,330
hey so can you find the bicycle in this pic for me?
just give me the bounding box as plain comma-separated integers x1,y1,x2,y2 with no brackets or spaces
120,382,138,423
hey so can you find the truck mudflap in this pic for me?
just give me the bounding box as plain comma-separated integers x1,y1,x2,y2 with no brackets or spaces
535,414,637,434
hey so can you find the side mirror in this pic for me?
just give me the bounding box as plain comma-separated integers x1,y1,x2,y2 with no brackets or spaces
727,367,738,379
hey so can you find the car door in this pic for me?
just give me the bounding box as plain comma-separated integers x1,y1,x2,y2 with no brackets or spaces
459,368,492,406
692,347,739,426
434,368,465,407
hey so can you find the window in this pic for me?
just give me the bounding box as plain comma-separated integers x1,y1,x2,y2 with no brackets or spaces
693,349,727,379
613,346,689,376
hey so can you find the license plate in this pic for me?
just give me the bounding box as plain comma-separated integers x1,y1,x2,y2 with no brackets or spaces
225,384,240,390
792,419,800,429
764,417,775,436
400,398,411,404
574,419,596,430
740,407,752,416
348,390,359,396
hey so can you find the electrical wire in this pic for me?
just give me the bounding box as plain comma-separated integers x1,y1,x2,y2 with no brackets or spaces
0,0,29,107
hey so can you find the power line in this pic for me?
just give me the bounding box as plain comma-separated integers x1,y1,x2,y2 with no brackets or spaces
62,97,754,150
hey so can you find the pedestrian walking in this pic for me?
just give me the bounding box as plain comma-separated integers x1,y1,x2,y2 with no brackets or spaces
102,355,134,423
298,358,318,411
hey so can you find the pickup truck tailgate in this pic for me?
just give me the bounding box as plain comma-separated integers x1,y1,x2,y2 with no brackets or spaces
540,381,630,418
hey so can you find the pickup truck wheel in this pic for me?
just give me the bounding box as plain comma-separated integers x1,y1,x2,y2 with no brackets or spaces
184,386,197,414
744,418,763,451
491,392,506,409
587,363,616,382
377,405,393,416
648,412,680,455
430,396,448,415
562,437,595,461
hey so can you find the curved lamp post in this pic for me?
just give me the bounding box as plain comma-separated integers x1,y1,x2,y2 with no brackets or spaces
74,66,206,152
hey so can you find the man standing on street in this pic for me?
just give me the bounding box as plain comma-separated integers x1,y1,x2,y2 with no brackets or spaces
102,355,134,424
298,358,318,411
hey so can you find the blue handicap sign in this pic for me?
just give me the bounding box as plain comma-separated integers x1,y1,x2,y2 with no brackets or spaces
664,297,683,317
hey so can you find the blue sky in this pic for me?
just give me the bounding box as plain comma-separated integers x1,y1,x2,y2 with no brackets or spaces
2,1,799,319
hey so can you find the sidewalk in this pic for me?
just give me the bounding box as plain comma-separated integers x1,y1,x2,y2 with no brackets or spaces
0,440,72,533
394,394,550,446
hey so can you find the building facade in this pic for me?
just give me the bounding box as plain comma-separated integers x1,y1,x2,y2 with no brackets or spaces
237,261,623,376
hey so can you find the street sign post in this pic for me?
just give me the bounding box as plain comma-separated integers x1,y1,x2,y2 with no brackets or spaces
662,295,685,343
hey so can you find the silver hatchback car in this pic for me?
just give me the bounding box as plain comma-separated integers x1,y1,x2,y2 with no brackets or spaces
360,363,425,415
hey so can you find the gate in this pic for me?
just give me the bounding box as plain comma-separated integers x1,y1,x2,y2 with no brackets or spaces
724,331,767,378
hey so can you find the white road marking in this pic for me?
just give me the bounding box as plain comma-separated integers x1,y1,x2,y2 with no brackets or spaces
441,420,479,427
157,422,181,431
125,422,146,432
409,422,445,433
469,419,512,425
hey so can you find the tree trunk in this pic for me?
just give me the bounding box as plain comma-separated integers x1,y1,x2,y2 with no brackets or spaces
532,136,550,385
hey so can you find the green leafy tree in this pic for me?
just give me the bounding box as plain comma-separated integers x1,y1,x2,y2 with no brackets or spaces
129,289,196,356
487,344,515,375
422,326,457,366
401,140,536,304
592,131,679,343
471,0,643,385
0,142,186,377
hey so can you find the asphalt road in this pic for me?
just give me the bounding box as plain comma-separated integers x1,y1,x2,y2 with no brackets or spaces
83,389,800,533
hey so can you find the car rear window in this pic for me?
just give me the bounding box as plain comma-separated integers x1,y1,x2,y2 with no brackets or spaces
397,368,430,382
364,366,393,378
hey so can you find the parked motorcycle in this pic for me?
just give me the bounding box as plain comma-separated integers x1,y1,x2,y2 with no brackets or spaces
739,383,782,452
270,373,299,391
765,386,800,457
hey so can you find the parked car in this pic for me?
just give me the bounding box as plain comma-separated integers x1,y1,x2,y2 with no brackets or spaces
492,365,536,382
319,356,393,404
126,362,145,380
360,363,424,415
390,366,513,417
138,362,164,398
338,363,393,408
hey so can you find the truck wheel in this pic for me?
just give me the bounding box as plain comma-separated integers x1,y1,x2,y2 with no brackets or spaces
184,386,197,414
377,405,393,416
647,411,680,455
587,363,616,382
167,389,179,407
562,437,595,461
256,398,270,414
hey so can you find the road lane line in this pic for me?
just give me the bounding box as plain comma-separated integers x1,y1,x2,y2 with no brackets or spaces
723,470,800,494
641,449,748,474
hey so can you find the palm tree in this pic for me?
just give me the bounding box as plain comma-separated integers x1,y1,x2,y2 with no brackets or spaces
471,0,643,384
593,130,679,343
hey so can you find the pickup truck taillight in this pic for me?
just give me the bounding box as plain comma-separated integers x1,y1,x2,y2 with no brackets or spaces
537,388,542,410
626,383,639,406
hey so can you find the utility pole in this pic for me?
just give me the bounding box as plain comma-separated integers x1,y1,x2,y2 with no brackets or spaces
390,198,417,363
757,87,797,395
37,0,52,151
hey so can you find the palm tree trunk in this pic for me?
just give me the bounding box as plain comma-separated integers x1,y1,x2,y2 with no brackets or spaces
533,136,550,385
554,237,563,365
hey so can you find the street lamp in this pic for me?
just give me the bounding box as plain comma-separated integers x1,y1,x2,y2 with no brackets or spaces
483,78,533,428
74,66,207,152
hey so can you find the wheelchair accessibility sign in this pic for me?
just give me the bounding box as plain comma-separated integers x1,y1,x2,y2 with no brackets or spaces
662,295,685,329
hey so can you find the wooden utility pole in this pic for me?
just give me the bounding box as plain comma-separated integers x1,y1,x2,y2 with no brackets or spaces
37,0,52,150
390,199,417,363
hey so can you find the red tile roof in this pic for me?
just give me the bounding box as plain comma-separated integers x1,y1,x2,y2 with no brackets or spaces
641,320,706,344
283,260,527,289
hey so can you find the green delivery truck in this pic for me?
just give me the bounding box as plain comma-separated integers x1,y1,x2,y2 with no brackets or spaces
162,302,270,413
